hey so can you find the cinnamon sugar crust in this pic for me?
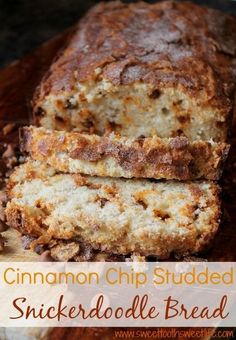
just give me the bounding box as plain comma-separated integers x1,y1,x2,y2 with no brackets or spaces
33,1,236,141
20,126,230,180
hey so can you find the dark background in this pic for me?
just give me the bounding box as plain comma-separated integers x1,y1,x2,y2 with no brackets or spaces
0,0,236,68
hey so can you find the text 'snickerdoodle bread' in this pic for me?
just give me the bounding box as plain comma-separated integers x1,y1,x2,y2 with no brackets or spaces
6,160,221,258
33,1,236,141
21,126,230,180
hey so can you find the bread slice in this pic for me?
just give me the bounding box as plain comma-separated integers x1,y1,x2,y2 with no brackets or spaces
6,160,221,258
33,1,236,141
21,126,230,180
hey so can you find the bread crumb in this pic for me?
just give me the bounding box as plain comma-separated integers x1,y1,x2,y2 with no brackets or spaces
3,123,16,136
0,234,5,252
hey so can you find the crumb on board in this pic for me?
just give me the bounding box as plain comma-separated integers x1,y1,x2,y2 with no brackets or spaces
2,123,16,136
0,234,5,252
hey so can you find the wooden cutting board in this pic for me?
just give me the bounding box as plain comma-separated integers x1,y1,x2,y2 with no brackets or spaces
0,29,235,339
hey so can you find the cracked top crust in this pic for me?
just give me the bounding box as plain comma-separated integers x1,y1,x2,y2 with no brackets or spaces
35,0,236,115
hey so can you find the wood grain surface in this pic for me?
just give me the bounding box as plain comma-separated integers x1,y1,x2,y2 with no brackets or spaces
0,30,235,339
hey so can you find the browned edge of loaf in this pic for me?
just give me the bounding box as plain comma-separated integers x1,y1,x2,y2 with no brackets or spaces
20,126,230,180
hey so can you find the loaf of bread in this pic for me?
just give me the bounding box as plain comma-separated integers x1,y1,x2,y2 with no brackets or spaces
21,126,230,180
6,160,221,258
33,1,236,141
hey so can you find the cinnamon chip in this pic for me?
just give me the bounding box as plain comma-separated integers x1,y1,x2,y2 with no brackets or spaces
2,144,18,172
93,252,126,262
0,190,7,206
50,241,80,261
21,235,36,250
2,144,14,158
39,250,54,262
182,256,208,262
0,191,8,232
0,220,8,233
73,243,94,262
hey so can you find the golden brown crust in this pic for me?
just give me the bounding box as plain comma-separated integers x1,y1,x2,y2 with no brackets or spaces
33,0,236,136
6,161,221,258
20,126,230,180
